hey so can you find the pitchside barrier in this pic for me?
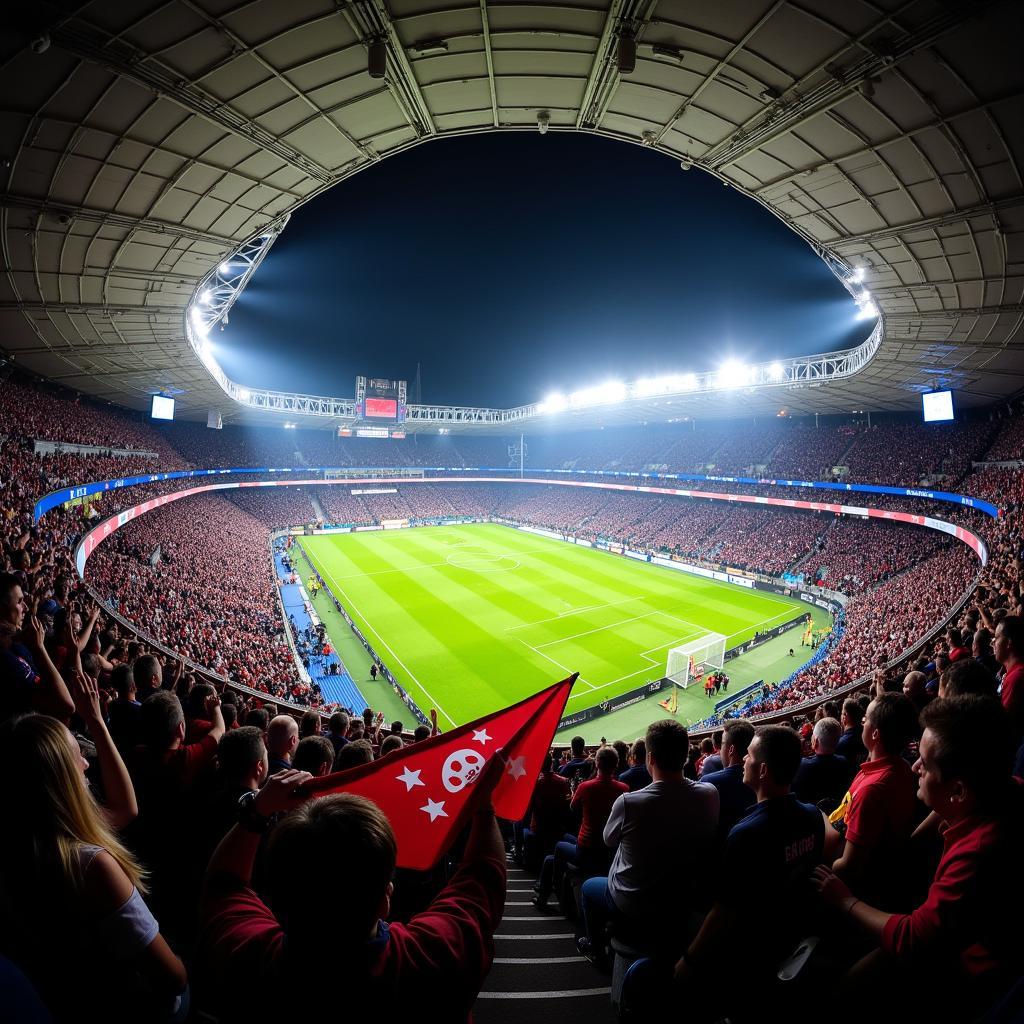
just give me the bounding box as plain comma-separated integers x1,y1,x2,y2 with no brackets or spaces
70,479,986,720
37,464,1001,522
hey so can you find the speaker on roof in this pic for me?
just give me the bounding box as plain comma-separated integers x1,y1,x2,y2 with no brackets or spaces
368,39,387,79
617,34,636,75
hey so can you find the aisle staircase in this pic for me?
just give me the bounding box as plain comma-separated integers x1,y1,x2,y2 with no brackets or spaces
474,854,616,1024
309,488,328,522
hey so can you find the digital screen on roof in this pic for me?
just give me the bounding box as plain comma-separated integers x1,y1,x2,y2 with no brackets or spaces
922,390,954,423
150,395,175,420
364,397,398,419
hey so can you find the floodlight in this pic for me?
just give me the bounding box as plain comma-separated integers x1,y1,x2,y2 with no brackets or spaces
850,267,865,284
200,289,212,305
680,373,697,390
237,388,250,401
634,377,665,398
540,392,568,414
768,361,785,381
190,307,210,335
219,262,232,275
717,359,750,389
855,302,879,321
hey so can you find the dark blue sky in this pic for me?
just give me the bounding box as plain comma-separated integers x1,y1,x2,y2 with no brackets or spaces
216,133,866,408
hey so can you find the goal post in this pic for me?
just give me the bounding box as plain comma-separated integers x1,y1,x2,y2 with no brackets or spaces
666,633,727,688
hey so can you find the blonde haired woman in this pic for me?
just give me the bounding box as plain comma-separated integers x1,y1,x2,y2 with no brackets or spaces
0,670,187,1021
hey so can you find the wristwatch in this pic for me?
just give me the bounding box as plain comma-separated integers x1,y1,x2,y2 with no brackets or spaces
237,790,272,833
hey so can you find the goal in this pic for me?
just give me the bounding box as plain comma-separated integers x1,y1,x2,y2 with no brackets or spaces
666,633,727,688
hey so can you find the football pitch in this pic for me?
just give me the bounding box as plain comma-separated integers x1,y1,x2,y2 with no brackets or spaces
299,523,814,730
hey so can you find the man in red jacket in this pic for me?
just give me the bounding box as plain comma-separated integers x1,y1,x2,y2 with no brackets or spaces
813,696,1024,1019
200,764,507,1022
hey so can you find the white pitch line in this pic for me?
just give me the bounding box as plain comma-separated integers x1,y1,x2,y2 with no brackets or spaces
504,594,649,633
307,553,458,731
517,639,593,690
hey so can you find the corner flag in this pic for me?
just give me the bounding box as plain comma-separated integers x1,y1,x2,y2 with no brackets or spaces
302,674,577,870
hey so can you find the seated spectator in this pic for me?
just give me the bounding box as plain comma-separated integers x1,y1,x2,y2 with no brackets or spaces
335,738,374,770
793,718,852,811
674,726,824,1016
325,711,349,756
835,698,867,766
558,735,594,784
813,696,1024,1019
1,687,187,1020
578,722,719,959
618,738,652,791
939,657,998,699
994,615,1023,743
828,694,920,910
518,752,570,870
200,767,507,1021
299,710,321,739
378,734,404,757
533,746,626,909
293,735,336,776
266,714,299,773
697,731,723,777
700,719,756,838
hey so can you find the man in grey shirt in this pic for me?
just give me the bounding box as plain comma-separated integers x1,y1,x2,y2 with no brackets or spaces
577,719,719,960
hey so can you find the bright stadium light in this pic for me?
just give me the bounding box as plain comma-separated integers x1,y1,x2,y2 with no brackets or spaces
570,380,626,408
190,307,210,336
768,361,785,381
634,377,665,398
849,266,866,284
717,359,751,389
539,392,568,414
200,289,212,305
237,388,250,401
680,372,697,391
219,262,233,275
855,301,879,321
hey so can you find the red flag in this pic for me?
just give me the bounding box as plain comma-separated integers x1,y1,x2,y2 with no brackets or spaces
302,674,576,870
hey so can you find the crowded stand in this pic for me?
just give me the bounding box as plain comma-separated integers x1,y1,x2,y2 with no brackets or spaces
3,366,1024,1021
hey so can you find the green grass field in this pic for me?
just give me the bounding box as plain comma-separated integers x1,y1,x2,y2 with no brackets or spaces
299,523,818,731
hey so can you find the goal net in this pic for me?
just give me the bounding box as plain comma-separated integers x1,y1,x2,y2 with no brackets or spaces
666,633,727,688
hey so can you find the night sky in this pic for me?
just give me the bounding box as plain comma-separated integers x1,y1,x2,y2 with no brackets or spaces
216,133,866,408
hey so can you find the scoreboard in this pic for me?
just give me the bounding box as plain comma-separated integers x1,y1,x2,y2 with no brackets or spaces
356,376,406,423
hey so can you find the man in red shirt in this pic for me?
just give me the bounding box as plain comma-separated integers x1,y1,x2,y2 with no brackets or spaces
200,765,507,1022
813,696,1024,1018
994,615,1023,741
517,752,570,869
827,692,919,909
533,745,627,908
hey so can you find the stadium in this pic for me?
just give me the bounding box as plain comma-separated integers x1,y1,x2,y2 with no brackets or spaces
1,1,1022,1021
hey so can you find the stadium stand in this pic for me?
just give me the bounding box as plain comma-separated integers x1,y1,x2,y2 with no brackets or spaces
2,368,1023,1021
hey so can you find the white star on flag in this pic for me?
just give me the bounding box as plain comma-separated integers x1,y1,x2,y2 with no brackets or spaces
506,756,527,780
472,729,492,746
420,798,448,822
396,766,424,791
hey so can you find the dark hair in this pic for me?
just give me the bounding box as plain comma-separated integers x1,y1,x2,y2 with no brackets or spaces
132,654,161,689
379,734,404,757
722,719,755,759
139,691,183,749
266,794,396,950
412,725,430,742
334,739,374,771
389,721,403,735
629,738,647,765
328,711,349,735
571,735,586,756
0,572,22,612
218,727,265,783
645,720,688,772
222,704,238,729
940,658,998,699
362,708,373,727
867,693,918,753
755,725,802,786
595,745,619,775
246,708,270,733
996,616,1024,659
293,735,336,775
611,739,630,773
300,710,321,739
699,738,714,755
920,696,1014,806
110,663,134,697
185,682,214,719
842,698,865,726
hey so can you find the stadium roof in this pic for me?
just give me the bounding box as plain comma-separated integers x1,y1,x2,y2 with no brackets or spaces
1,0,1022,432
